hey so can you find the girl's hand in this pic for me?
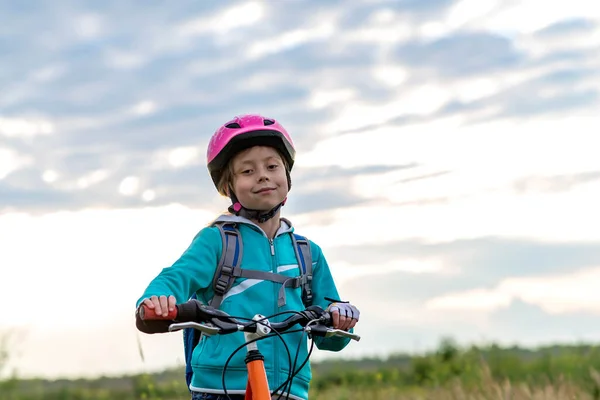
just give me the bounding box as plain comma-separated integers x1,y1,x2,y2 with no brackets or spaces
142,295,176,317
327,302,360,331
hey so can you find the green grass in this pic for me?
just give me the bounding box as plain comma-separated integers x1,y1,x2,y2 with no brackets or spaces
4,339,600,399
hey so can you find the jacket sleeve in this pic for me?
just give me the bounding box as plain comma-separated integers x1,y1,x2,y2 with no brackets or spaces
135,226,221,308
309,240,354,352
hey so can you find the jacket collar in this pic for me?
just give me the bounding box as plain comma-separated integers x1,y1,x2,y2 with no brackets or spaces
212,214,294,238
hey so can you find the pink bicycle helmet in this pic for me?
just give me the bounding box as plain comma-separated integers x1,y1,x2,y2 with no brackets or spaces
206,114,296,222
206,114,296,188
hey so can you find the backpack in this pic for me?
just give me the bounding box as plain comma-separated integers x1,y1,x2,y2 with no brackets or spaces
182,221,313,389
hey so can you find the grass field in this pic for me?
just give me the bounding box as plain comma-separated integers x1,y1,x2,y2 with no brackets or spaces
3,339,600,399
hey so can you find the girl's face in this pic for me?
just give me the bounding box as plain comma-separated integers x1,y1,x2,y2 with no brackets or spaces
230,146,289,212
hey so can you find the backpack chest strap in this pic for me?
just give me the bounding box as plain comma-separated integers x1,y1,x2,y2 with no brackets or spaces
231,268,308,307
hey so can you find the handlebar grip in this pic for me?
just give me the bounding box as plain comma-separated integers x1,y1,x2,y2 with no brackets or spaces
139,304,178,320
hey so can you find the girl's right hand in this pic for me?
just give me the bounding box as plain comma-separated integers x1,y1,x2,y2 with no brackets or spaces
142,295,177,317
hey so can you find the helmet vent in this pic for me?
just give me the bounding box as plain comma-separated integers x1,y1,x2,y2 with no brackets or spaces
225,122,241,129
263,119,275,126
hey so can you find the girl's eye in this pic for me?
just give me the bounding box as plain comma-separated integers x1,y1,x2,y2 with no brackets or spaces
241,169,252,174
268,164,278,169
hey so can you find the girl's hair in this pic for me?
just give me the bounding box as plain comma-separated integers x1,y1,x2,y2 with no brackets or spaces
216,147,290,197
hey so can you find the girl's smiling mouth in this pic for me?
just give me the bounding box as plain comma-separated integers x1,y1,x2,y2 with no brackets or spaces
254,187,276,194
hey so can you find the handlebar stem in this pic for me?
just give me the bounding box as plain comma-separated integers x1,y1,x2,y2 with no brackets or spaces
245,314,272,351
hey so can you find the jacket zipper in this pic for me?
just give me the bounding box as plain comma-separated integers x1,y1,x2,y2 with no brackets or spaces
269,237,280,391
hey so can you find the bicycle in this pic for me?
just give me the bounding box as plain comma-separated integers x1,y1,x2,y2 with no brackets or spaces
136,299,360,400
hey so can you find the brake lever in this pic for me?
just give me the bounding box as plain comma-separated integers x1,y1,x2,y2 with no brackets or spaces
325,328,361,341
305,325,361,341
168,322,220,336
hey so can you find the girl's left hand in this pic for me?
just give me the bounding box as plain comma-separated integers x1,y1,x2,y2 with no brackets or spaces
327,302,360,331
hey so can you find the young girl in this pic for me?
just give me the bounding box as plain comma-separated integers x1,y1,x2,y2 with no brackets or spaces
136,114,360,400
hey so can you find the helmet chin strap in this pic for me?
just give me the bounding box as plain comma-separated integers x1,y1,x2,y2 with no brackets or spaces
227,171,292,224
228,192,286,223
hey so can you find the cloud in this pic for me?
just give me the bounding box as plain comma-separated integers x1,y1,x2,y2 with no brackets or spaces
513,171,600,194
0,147,417,212
331,274,600,358
1,0,597,218
486,300,600,345
397,170,451,183
395,31,525,77
491,87,598,119
0,148,33,180
426,266,600,315
464,0,600,35
395,0,457,15
293,164,418,186
286,189,371,215
328,237,600,293
0,116,55,138
285,165,416,214
535,18,597,38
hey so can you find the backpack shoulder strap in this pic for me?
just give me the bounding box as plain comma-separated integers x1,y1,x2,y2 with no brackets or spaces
290,233,313,306
182,222,242,391
210,222,243,309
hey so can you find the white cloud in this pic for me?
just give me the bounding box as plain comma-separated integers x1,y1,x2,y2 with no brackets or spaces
167,146,201,168
426,288,512,311
142,189,156,202
473,0,600,35
77,169,110,189
73,13,104,40
0,148,33,180
150,146,204,170
300,115,600,176
328,258,452,286
514,20,600,61
342,10,414,44
315,88,452,134
0,116,55,138
119,176,140,196
42,169,111,191
308,88,357,109
425,266,600,315
178,1,264,37
368,8,396,25
131,100,157,116
292,177,600,245
42,170,59,183
294,112,600,245
445,0,503,31
247,21,336,59
372,65,409,87
447,76,501,102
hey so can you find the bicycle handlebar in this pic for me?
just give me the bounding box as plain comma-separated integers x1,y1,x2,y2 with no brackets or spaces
135,299,360,342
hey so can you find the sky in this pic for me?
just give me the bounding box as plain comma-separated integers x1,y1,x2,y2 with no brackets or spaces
1,0,600,380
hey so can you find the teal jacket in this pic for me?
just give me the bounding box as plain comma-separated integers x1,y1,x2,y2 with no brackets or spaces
136,215,352,400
